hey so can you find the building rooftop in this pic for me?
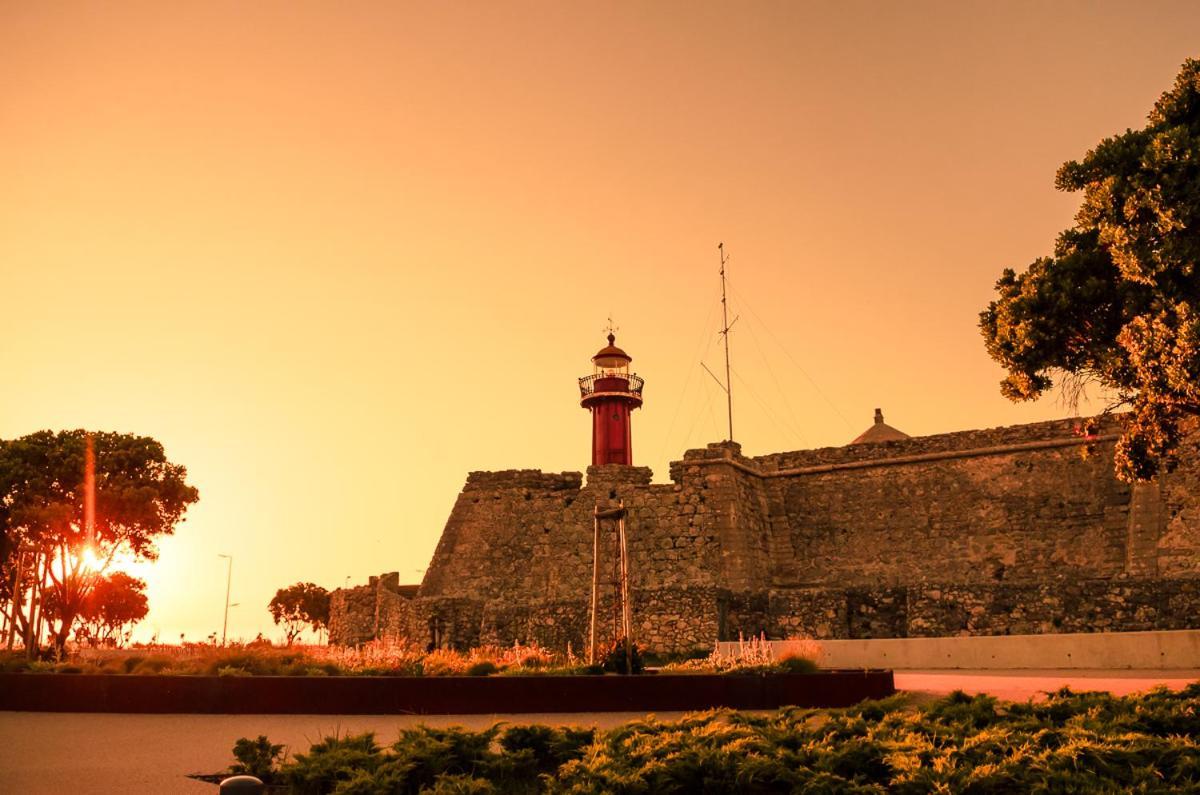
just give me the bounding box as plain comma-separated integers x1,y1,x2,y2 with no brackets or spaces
849,408,911,445
592,333,631,363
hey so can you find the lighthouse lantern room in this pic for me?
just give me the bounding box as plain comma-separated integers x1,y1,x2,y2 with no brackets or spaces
578,333,644,466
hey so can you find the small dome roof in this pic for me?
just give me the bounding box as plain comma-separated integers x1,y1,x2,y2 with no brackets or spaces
849,408,910,445
593,333,631,363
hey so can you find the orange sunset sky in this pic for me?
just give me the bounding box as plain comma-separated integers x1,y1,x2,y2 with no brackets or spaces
3,2,1198,642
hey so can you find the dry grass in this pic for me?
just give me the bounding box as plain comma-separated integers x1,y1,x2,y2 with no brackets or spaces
661,634,822,674
1,635,825,677
0,639,590,677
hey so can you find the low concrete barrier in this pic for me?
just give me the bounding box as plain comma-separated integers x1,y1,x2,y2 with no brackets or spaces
719,629,1200,670
0,669,893,714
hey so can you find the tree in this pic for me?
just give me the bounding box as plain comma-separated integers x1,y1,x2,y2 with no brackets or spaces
980,59,1200,481
42,570,149,647
77,571,149,647
268,582,330,645
0,430,198,654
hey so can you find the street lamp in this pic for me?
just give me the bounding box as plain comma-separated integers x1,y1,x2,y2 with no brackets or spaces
218,554,233,646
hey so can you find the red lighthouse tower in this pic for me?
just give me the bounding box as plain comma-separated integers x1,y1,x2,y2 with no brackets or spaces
578,333,644,466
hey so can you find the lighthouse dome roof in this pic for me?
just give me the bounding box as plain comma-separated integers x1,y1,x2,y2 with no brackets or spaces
593,333,632,363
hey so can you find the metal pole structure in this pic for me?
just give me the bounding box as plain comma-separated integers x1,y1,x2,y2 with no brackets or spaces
218,554,233,646
718,242,734,442
588,507,600,664
617,502,633,674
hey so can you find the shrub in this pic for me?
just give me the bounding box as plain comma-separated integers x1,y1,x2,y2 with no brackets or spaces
599,640,644,675
775,653,818,674
128,655,173,674
282,732,382,794
0,653,31,673
234,687,1200,793
466,660,499,677
230,735,284,782
498,725,594,775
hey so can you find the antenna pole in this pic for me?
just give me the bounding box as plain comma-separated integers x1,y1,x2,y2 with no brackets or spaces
719,243,734,442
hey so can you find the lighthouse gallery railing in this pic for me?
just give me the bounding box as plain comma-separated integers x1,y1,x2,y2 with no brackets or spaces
578,373,645,399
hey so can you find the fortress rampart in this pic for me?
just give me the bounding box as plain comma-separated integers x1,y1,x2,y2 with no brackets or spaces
329,416,1200,653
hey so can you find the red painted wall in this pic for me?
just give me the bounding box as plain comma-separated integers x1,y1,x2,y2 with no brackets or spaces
591,398,632,465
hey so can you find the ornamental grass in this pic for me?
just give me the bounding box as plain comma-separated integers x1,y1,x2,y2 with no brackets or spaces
1,636,824,677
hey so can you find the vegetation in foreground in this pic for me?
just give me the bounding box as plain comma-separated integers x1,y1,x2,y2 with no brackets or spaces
226,686,1200,793
0,635,819,677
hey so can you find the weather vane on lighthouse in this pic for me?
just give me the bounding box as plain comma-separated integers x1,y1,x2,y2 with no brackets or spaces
578,326,644,465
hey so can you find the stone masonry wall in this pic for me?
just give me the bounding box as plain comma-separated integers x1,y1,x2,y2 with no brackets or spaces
328,572,416,646
769,442,1131,588
409,462,731,653
328,417,1200,653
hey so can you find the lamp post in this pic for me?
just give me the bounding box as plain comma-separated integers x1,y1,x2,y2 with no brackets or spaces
218,554,233,646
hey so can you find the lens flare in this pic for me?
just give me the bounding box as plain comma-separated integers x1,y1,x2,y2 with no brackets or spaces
80,546,102,573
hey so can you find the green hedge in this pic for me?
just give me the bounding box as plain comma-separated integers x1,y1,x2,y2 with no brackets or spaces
231,684,1200,793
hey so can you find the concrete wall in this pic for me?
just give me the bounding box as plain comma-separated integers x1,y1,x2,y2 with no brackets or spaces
720,630,1200,670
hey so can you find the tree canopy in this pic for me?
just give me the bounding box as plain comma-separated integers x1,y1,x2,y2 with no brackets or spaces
269,582,331,645
0,430,198,653
43,570,149,647
981,59,1200,481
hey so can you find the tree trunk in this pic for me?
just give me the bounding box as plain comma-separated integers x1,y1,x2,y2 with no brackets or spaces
51,624,71,658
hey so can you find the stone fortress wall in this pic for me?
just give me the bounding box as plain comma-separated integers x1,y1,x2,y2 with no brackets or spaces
329,416,1200,653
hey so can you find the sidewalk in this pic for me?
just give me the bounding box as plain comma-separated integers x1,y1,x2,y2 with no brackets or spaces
895,668,1200,701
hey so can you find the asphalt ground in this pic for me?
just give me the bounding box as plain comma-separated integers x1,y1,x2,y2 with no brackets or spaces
2,669,1197,794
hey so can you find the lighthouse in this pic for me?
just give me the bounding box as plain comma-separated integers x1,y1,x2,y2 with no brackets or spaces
578,333,644,465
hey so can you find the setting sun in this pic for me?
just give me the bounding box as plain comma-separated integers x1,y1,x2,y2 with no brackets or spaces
79,547,101,574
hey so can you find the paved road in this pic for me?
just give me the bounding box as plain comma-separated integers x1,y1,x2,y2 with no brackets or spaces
896,668,1200,701
0,710,690,794
2,670,1197,794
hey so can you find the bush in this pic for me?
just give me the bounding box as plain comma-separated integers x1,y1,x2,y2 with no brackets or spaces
599,640,644,675
233,687,1200,793
0,653,31,673
282,732,382,794
128,655,173,675
775,653,818,674
230,735,284,782
465,660,499,677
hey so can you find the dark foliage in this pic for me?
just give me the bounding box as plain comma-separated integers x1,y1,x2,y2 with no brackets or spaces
599,639,644,675
231,685,1200,793
231,735,285,782
269,582,331,645
981,58,1200,481
0,430,198,653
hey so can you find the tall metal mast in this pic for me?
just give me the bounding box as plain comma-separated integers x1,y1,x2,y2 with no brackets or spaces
718,243,734,442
